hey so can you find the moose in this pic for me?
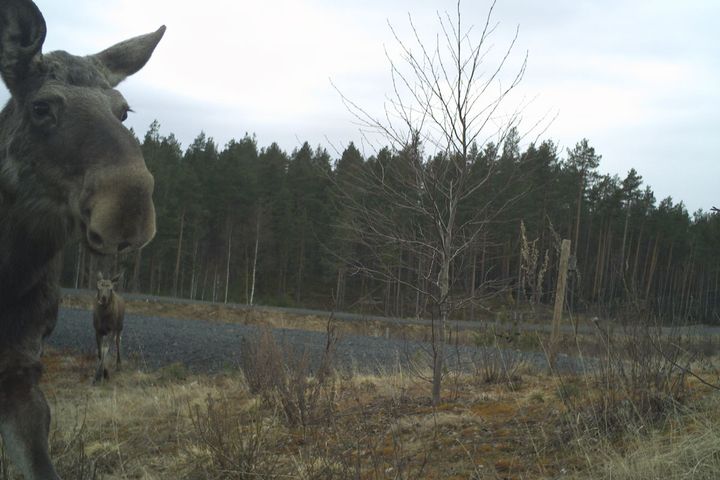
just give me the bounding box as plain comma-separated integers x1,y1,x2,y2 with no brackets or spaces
94,273,125,384
0,0,164,477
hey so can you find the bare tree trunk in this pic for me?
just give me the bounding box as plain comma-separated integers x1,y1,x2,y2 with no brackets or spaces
172,208,186,297
432,253,450,406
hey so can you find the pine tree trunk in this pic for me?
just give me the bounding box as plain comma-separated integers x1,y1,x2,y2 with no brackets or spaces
592,222,605,300
148,254,156,295
631,223,644,289
250,214,260,306
172,208,186,297
470,249,477,320
224,223,233,304
212,264,218,303
573,171,584,254
156,262,163,296
74,242,84,289
415,255,423,318
131,248,142,293
295,236,305,305
396,263,402,317
620,209,630,275
87,254,96,289
644,237,660,300
201,262,209,301
190,231,199,299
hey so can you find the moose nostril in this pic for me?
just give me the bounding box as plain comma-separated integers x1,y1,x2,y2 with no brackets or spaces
88,230,103,247
117,241,132,253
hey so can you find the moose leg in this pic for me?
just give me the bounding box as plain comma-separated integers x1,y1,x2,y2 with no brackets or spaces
94,335,110,384
115,331,122,370
0,362,61,480
95,331,102,361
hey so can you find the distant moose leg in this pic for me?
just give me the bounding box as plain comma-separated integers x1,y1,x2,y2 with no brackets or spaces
0,353,60,480
94,335,111,384
96,331,103,362
94,329,107,383
115,332,122,370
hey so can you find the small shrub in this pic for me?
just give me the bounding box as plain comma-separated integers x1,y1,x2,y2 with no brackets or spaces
560,323,692,439
471,347,526,388
239,321,339,429
188,394,278,479
49,407,98,480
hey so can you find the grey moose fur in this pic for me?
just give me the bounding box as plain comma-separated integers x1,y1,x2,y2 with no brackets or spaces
0,0,164,478
93,272,125,384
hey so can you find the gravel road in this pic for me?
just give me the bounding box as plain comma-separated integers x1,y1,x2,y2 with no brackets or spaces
47,307,590,375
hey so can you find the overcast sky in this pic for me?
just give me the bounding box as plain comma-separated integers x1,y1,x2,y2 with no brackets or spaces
2,0,718,213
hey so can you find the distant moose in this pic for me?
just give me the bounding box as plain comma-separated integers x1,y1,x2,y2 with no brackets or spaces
0,0,164,477
94,273,125,384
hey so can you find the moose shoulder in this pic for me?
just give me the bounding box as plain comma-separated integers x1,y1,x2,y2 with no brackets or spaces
0,0,164,478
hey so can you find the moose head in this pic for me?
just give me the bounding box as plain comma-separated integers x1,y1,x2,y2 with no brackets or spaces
96,272,121,306
0,0,163,256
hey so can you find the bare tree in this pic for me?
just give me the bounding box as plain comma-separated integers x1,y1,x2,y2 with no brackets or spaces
334,1,538,405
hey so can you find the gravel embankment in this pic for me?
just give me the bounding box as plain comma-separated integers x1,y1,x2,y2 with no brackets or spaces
48,307,592,375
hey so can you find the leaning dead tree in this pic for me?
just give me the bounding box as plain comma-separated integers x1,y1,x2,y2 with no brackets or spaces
334,1,538,405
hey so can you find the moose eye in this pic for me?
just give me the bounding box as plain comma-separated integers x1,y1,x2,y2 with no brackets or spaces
32,101,51,117
120,107,132,122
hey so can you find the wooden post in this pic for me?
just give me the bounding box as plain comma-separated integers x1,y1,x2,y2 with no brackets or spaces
549,239,571,370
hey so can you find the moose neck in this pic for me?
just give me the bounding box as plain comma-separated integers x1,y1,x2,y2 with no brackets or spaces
0,101,72,307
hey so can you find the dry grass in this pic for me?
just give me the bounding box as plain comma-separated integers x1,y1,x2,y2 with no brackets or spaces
0,348,570,479
2,297,716,478
0,346,717,479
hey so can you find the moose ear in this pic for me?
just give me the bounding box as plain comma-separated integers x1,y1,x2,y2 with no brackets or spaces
90,26,165,87
0,0,46,95
111,273,122,284
97,272,104,281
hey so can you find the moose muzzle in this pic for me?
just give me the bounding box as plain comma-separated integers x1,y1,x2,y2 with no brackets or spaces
82,164,156,255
